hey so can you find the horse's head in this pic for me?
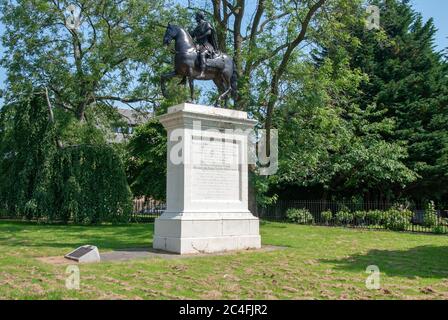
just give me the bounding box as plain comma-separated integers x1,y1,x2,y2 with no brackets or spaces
163,24,178,46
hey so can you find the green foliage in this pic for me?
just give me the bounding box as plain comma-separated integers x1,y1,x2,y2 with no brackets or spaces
366,210,383,225
335,210,354,225
54,105,112,146
252,174,279,207
423,201,439,228
383,209,412,231
0,92,58,219
125,119,167,201
318,0,448,201
321,210,333,224
286,208,314,225
432,225,447,235
354,211,367,223
1,0,446,210
0,0,187,119
265,0,448,203
0,92,132,223
274,48,416,201
54,145,133,224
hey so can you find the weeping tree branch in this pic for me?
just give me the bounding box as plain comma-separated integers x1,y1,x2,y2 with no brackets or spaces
45,87,63,149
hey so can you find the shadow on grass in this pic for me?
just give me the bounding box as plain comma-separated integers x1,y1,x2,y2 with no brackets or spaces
260,221,288,228
320,245,448,279
0,221,154,251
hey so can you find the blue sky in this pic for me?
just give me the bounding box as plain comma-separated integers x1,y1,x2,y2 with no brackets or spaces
411,0,448,51
0,0,447,104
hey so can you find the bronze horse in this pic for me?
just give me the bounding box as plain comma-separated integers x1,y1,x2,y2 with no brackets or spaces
161,24,237,108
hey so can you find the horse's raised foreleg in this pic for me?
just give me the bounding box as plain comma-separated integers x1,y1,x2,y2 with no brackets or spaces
160,71,177,98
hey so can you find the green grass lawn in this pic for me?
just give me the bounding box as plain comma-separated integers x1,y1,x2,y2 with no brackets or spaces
0,220,447,300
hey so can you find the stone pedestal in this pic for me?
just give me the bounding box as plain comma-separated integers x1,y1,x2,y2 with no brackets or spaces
153,103,261,254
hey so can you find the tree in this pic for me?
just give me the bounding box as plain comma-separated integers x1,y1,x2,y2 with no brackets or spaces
0,90,58,218
0,0,188,216
0,90,133,223
320,0,448,201
0,0,186,121
271,51,416,201
207,0,417,202
208,0,337,136
126,119,167,201
184,0,360,205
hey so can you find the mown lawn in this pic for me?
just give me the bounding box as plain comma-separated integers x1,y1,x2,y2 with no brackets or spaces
0,220,447,300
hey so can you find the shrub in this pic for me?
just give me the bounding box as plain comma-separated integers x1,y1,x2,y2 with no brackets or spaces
383,209,412,231
335,210,354,225
0,94,133,224
321,210,333,224
423,201,438,228
354,211,367,224
424,213,439,228
286,208,314,225
432,225,447,234
366,210,383,225
55,145,133,224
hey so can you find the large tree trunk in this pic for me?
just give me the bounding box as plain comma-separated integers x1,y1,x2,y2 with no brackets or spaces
76,105,86,122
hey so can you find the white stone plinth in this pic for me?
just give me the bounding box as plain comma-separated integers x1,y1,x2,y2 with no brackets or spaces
153,103,261,254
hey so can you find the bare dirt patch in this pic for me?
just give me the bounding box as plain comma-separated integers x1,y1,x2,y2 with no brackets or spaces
36,256,75,265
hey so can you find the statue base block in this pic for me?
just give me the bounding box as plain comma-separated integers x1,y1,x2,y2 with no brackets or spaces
153,103,261,254
154,212,261,254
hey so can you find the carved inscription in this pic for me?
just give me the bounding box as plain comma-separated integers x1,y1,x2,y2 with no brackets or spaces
191,137,241,201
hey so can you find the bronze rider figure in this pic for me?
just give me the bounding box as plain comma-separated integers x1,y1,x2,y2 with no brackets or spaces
189,12,218,77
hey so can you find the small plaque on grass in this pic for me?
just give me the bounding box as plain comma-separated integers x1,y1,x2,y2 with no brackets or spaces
65,245,100,263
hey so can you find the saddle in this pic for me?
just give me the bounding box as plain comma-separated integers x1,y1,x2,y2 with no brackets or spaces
196,51,225,69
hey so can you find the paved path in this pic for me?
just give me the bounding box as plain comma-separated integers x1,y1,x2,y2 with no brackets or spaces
101,245,285,262
37,245,287,265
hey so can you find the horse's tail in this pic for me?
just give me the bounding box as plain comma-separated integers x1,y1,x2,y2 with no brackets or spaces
231,60,238,101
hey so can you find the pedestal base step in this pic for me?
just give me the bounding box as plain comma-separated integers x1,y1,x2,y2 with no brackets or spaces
153,235,261,255
153,215,261,254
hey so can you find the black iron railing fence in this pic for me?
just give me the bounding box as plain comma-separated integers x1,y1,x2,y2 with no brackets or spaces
256,200,448,234
2,199,447,235
0,198,167,223
132,198,166,222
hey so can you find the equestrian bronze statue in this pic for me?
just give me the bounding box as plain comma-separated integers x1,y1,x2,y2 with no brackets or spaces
161,13,238,108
